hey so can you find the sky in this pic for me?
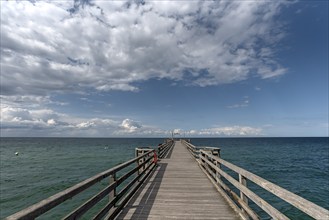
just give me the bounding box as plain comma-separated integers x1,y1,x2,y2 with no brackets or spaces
0,0,328,137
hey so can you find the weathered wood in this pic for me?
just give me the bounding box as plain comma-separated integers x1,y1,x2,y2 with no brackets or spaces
63,182,116,220
117,141,241,220
63,156,154,220
158,140,174,159
93,161,155,220
201,151,329,220
109,174,116,203
197,159,260,220
181,139,200,158
239,174,248,218
215,175,260,220
197,159,250,220
107,163,156,219
8,139,329,220
239,174,248,204
6,151,154,220
200,154,290,220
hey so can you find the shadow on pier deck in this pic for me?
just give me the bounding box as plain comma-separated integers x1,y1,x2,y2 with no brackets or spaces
6,139,329,220
117,141,240,220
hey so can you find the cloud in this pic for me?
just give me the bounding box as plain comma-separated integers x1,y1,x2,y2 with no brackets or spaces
0,104,262,137
120,119,142,133
0,105,69,130
1,104,125,136
1,0,291,97
227,96,250,108
47,119,57,126
173,129,182,134
0,0,295,137
194,126,262,136
0,95,68,108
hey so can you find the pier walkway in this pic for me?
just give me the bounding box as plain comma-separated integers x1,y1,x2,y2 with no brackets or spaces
6,139,329,220
117,141,240,219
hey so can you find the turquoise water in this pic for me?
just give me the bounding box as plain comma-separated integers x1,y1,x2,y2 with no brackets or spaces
0,137,328,219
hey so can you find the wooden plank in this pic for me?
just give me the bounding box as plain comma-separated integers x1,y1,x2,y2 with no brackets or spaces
6,151,153,220
116,141,241,220
202,151,329,220
200,154,289,220
93,162,155,220
63,156,154,220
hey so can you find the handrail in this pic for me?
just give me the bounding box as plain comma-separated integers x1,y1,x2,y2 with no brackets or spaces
6,149,156,220
180,140,329,220
199,149,329,220
158,139,174,158
64,156,153,220
181,139,199,158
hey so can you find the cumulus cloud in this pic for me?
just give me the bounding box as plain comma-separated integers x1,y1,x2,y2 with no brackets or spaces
172,126,263,137
1,0,291,97
120,119,142,133
0,104,262,137
1,105,69,130
173,128,182,134
0,0,293,137
47,119,57,126
1,104,126,136
196,126,262,136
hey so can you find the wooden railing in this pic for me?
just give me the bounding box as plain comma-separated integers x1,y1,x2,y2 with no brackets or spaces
6,147,159,220
184,140,200,158
157,139,174,158
181,140,329,220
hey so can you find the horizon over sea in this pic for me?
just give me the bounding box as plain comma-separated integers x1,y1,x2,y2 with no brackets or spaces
0,137,328,219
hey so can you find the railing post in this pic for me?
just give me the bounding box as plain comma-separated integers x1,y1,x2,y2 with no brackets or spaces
135,148,140,176
200,151,205,167
135,148,145,181
239,173,248,216
205,154,210,174
109,173,116,206
215,148,221,181
214,159,219,182
203,147,221,180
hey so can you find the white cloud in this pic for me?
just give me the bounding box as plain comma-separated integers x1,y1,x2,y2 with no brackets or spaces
0,0,296,137
120,119,142,133
47,119,57,126
1,0,291,97
196,126,262,136
173,129,182,134
0,95,68,108
227,96,250,108
1,106,33,122
76,121,95,129
97,84,139,92
0,103,263,137
1,104,120,136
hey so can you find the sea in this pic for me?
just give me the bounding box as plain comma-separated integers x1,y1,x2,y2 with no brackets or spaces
0,137,328,219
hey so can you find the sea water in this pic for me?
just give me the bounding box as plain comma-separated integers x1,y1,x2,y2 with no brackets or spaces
0,137,328,219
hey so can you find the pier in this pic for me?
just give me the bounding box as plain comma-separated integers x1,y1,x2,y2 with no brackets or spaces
6,140,329,220
117,141,239,220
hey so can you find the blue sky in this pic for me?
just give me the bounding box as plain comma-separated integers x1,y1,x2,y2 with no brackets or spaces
1,0,328,137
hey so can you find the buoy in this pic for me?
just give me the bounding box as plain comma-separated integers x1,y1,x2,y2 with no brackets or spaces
15,152,19,156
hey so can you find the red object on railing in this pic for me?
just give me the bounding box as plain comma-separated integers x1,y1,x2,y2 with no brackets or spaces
153,150,158,164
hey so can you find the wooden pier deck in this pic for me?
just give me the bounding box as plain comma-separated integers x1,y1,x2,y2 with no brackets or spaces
7,139,329,220
116,141,240,220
